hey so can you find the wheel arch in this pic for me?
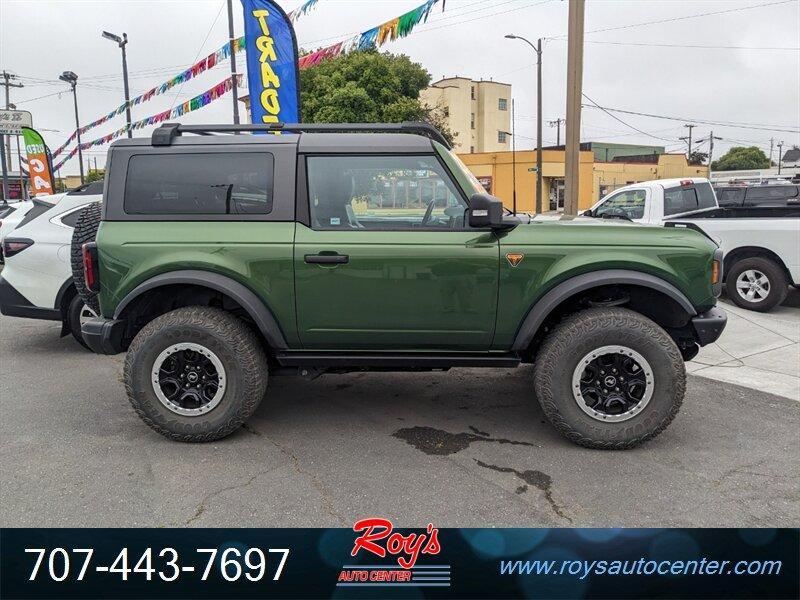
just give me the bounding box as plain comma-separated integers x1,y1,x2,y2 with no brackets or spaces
511,269,697,352
723,246,792,284
114,270,288,350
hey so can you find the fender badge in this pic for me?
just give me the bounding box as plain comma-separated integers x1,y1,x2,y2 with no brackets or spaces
506,253,524,267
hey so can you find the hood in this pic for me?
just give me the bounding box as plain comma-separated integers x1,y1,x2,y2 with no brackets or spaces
504,214,717,251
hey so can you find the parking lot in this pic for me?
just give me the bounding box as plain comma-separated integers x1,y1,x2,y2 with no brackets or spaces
1,294,798,529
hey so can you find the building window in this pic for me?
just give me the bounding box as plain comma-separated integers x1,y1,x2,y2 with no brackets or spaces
498,98,508,111
498,131,507,144
443,106,449,117
471,86,475,100
471,113,475,130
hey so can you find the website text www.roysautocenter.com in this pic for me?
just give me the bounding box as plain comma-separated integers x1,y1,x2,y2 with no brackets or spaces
500,557,783,579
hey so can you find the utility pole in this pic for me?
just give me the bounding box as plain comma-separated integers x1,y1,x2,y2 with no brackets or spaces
683,123,697,158
777,140,784,175
548,118,565,146
59,71,84,184
707,131,722,168
102,31,132,137
2,71,24,176
226,0,241,124
563,0,585,216
769,138,774,166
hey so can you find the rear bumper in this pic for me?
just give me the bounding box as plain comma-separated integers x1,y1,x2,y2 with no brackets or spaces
81,317,126,355
0,276,61,321
691,306,727,346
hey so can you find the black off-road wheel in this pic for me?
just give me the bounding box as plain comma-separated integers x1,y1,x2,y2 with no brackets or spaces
124,306,268,442
725,256,787,312
534,307,686,450
70,201,102,314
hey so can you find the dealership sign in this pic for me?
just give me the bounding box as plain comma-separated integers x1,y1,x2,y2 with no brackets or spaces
0,109,33,135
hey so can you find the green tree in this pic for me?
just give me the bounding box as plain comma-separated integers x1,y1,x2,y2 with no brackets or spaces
710,146,770,171
688,151,708,166
85,169,105,183
299,49,456,146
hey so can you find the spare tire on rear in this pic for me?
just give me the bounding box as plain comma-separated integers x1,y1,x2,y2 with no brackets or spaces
70,202,102,314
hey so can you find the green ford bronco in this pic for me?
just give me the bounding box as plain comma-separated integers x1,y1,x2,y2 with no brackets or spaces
80,122,726,448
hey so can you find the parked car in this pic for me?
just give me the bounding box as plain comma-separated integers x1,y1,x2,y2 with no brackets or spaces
714,183,799,208
1,199,39,254
0,182,103,347
76,122,725,448
585,178,799,312
583,178,718,224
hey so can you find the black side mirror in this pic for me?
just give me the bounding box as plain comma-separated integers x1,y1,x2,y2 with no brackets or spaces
583,208,593,217
468,193,506,228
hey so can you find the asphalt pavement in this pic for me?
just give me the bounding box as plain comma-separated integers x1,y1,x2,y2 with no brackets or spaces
1,311,798,529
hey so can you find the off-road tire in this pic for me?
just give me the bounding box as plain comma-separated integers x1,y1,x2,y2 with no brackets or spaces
70,202,102,313
124,306,268,442
67,294,93,350
533,307,685,450
725,256,787,313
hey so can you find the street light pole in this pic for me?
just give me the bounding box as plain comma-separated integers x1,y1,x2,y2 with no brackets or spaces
59,71,84,184
777,141,784,175
505,34,543,213
102,31,132,137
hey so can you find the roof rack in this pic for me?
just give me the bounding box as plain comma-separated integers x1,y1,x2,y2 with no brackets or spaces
151,122,451,149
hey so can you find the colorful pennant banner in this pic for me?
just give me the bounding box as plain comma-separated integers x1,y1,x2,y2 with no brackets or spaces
52,0,321,158
52,0,441,168
53,76,243,172
297,0,440,69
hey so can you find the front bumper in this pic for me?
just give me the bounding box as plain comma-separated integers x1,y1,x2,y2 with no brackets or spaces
0,276,61,321
81,317,126,355
691,306,727,346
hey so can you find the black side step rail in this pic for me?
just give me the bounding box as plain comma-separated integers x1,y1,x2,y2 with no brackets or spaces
151,121,451,149
274,352,520,369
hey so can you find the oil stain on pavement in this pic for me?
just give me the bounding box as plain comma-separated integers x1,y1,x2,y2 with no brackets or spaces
392,425,569,522
392,425,539,456
474,460,572,523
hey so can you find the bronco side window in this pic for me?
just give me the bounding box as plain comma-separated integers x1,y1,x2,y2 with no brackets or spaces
306,155,468,230
124,153,274,215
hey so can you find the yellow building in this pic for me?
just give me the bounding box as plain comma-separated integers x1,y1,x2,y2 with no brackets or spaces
419,77,511,154
460,149,595,212
459,149,709,212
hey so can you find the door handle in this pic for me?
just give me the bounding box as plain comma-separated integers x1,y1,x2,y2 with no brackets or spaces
304,253,349,264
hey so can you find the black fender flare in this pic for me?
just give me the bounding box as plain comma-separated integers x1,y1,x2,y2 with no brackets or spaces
114,270,288,349
511,269,697,351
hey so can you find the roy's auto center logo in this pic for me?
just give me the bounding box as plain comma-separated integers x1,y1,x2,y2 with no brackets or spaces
336,518,451,588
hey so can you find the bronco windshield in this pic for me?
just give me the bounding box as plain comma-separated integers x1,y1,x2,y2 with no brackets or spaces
433,141,485,197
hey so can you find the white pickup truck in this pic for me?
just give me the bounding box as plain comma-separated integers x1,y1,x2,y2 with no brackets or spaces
584,178,799,312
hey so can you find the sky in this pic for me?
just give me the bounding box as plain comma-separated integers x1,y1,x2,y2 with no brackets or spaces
1,0,798,176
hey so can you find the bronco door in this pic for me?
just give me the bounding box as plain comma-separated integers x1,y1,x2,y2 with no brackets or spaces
294,153,499,350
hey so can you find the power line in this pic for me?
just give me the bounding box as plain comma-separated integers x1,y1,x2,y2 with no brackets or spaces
581,93,676,142
582,104,800,134
13,89,68,104
563,39,800,51
580,0,794,36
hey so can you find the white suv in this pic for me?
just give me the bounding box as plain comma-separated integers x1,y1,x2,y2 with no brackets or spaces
0,182,103,348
